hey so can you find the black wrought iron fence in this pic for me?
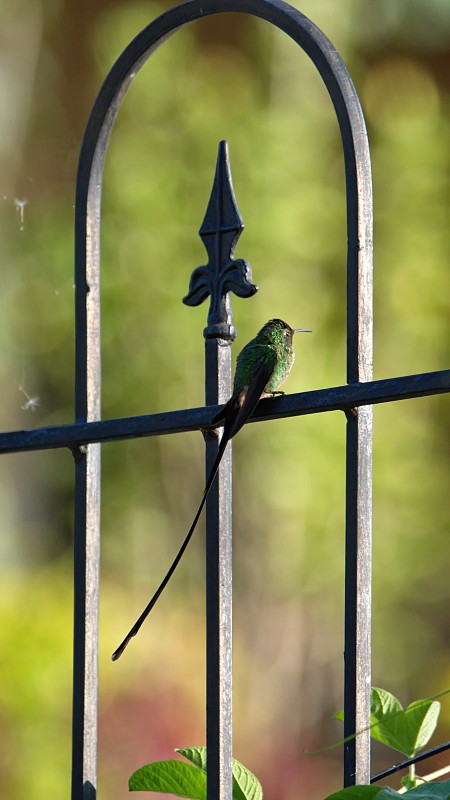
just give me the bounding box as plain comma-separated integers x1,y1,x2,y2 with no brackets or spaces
0,2,448,800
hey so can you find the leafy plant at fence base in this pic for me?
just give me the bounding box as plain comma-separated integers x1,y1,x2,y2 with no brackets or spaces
336,687,444,789
129,746,263,800
128,689,449,798
369,688,441,758
336,688,441,759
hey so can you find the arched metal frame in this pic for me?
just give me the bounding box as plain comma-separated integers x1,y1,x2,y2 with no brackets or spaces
0,1,447,799
74,1,373,797
75,1,372,798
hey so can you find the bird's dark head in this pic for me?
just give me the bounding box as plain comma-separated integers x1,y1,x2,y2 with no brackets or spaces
261,319,311,344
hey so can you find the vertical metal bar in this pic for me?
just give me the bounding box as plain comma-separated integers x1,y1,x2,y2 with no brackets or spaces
344,407,372,785
205,337,233,800
186,139,255,800
72,452,88,800
343,101,373,784
72,445,101,800
72,152,102,800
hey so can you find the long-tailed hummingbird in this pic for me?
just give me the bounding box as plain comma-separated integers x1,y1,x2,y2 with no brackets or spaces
112,319,310,660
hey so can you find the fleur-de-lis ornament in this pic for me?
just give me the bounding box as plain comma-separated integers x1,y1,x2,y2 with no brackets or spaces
183,140,258,339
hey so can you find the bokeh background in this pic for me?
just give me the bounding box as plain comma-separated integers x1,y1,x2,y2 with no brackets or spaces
0,1,449,798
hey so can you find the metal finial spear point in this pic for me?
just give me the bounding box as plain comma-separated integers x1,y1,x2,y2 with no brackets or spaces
199,140,243,240
183,140,257,338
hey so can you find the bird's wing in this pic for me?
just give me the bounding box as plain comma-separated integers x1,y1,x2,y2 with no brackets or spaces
218,351,276,440
227,354,275,438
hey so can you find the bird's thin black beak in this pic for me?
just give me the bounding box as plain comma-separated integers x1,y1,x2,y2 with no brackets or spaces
293,328,312,333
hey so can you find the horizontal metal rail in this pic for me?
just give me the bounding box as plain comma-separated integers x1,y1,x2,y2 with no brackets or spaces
1,369,448,455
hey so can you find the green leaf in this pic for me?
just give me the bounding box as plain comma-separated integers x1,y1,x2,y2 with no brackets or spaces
370,688,440,757
323,787,390,799
176,747,263,800
399,698,441,754
403,778,450,798
129,760,207,798
231,758,263,800
176,747,208,772
321,786,450,800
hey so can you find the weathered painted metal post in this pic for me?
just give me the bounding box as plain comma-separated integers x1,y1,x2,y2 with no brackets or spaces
184,140,258,797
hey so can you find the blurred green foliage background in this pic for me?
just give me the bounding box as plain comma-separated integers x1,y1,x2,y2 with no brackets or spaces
0,1,449,798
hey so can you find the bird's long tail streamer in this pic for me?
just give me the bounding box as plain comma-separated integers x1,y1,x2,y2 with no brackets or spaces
111,430,230,660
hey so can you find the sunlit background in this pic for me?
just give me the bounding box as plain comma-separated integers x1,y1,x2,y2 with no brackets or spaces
0,1,449,798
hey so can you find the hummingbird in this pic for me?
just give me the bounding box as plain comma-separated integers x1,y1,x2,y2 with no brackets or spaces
112,319,310,660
